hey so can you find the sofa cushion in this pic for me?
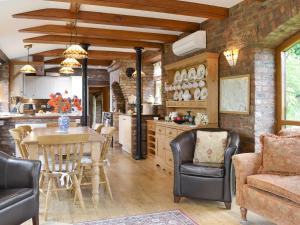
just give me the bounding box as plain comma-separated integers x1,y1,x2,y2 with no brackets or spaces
193,131,228,165
247,174,300,205
181,163,224,178
0,188,33,210
278,127,300,136
260,134,300,175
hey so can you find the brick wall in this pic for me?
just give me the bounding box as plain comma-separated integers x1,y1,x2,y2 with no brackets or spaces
109,60,155,111
0,63,9,112
161,0,300,152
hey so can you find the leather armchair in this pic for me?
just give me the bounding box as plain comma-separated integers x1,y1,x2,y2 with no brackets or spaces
170,128,240,209
0,151,41,225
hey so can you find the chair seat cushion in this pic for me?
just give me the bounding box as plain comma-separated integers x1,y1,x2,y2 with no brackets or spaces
180,163,224,178
0,188,33,210
247,174,300,204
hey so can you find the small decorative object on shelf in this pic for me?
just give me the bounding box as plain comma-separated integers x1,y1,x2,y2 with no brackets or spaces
47,91,82,132
194,113,208,126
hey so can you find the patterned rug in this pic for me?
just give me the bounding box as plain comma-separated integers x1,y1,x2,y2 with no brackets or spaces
75,210,198,225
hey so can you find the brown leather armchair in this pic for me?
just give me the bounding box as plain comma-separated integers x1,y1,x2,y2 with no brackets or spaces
170,128,240,209
0,151,41,225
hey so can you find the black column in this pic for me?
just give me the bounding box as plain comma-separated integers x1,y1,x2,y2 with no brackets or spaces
81,44,89,126
135,47,143,160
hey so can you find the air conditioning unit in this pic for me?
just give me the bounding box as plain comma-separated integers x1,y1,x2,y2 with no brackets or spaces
172,31,206,56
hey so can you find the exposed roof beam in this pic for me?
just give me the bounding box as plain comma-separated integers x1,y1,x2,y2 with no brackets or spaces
24,35,162,51
20,25,177,43
45,57,113,66
34,49,136,60
49,0,228,19
13,8,199,32
142,51,161,64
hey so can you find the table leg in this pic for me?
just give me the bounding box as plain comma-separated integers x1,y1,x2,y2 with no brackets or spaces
91,141,101,207
27,144,39,160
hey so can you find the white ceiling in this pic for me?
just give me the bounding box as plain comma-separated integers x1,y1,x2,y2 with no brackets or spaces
0,0,243,59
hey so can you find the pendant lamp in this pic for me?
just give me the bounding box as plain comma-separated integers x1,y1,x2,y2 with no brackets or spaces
20,45,36,74
61,57,81,68
59,66,74,74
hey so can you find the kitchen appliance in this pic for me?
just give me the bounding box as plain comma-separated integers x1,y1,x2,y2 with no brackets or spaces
142,103,153,115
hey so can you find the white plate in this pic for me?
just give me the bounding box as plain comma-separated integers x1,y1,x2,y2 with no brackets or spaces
183,90,191,101
173,91,179,101
193,81,198,88
188,82,193,89
198,80,206,88
178,90,184,101
174,71,181,84
196,64,206,80
200,87,208,100
177,84,182,90
194,88,201,100
181,69,188,82
188,68,196,81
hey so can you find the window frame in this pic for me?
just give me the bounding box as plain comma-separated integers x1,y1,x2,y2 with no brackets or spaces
276,31,300,132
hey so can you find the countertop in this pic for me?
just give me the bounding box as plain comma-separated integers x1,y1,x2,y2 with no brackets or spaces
0,113,82,120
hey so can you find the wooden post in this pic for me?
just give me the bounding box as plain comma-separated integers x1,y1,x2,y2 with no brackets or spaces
135,47,143,160
81,44,89,126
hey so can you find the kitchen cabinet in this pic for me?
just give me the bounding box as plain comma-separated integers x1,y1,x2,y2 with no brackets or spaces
119,115,132,154
23,76,82,99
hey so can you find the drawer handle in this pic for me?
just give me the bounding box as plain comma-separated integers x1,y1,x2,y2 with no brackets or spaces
169,158,172,162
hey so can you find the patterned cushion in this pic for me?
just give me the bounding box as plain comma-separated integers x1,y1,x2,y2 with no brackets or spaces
247,174,300,205
260,134,300,175
193,131,228,164
278,127,300,136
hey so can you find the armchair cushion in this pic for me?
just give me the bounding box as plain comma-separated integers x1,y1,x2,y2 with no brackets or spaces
193,131,228,164
260,134,300,175
181,163,224,178
247,174,300,205
0,188,33,210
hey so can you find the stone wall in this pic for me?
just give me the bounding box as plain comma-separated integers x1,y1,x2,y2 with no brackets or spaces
0,63,9,112
161,0,300,152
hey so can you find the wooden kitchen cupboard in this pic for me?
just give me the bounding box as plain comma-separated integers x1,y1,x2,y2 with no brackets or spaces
151,52,219,174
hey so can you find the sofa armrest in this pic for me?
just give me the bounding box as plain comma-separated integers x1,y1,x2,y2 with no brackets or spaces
232,153,262,206
0,152,41,192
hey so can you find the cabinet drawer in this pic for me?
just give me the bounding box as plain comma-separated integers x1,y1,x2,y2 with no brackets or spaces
156,125,165,135
166,127,178,138
147,122,155,131
165,151,174,167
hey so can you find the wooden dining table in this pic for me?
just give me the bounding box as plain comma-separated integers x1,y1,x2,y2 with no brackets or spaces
22,126,104,207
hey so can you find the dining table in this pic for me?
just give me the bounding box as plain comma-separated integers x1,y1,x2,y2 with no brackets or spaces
22,126,104,207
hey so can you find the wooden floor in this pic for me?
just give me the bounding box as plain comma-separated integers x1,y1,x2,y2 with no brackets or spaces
23,147,274,225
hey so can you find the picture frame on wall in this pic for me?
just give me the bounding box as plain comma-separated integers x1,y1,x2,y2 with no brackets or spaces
220,74,250,115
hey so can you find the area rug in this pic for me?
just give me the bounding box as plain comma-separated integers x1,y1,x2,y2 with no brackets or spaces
75,210,198,225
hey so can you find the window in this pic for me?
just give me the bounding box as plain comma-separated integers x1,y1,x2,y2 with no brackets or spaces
277,32,300,131
153,62,162,105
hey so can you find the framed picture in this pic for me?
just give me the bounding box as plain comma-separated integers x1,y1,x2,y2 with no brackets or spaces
220,74,250,114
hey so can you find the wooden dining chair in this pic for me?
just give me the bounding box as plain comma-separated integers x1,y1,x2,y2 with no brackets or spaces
77,127,115,200
9,128,29,159
37,134,89,220
47,122,78,128
18,125,32,139
94,123,104,134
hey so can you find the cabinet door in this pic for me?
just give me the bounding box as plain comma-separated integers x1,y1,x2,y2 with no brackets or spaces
24,76,37,98
156,136,166,160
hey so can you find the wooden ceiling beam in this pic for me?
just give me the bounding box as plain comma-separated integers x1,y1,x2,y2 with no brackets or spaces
34,48,136,60
13,8,199,32
49,0,228,19
24,35,162,51
142,51,161,64
20,25,178,43
45,57,113,66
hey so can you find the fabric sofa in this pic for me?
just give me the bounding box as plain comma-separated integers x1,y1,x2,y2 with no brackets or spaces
0,151,41,225
233,153,300,225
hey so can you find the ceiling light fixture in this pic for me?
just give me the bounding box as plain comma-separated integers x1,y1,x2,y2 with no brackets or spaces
20,44,36,74
63,19,88,59
61,57,81,68
59,66,74,74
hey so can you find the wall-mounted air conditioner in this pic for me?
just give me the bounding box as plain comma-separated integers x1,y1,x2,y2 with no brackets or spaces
172,31,206,56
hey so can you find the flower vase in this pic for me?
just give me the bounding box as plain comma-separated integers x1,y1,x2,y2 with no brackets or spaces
58,114,70,133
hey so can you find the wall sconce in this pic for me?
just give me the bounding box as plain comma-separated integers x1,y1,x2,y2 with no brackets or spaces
224,49,239,67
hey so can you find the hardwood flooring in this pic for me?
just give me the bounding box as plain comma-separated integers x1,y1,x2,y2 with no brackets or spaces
23,147,274,225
